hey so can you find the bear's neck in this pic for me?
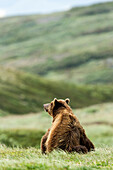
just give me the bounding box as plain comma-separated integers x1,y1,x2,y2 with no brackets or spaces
52,106,72,121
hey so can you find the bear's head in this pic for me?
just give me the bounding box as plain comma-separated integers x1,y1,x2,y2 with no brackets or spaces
43,98,71,117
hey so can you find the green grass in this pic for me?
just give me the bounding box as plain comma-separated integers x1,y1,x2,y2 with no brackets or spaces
0,103,113,169
0,2,113,84
0,146,112,169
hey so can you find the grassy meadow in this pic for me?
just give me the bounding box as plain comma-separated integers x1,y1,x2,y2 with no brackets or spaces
0,103,113,169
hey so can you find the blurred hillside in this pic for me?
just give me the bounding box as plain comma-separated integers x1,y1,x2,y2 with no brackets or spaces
0,2,113,114
0,67,113,114
0,2,113,84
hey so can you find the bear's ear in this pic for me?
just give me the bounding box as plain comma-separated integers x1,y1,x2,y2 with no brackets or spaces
53,98,61,107
53,98,58,105
54,98,57,101
65,98,70,104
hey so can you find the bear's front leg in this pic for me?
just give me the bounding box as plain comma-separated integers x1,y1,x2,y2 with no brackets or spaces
40,128,50,154
45,137,56,153
45,131,58,153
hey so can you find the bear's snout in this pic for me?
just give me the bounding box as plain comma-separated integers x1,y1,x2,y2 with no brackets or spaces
43,103,50,112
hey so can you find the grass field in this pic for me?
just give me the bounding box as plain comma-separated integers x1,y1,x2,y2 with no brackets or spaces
0,146,113,169
0,103,113,169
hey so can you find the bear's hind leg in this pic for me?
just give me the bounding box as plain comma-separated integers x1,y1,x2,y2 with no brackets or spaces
80,129,95,152
81,135,95,152
73,145,88,154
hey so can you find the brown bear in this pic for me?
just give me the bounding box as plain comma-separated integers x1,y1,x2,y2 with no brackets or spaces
41,98,95,154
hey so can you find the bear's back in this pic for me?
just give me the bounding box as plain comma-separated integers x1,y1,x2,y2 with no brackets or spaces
48,112,81,151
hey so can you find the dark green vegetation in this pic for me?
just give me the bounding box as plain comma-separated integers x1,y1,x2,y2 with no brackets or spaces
0,67,113,114
0,129,45,148
0,103,113,169
0,2,113,84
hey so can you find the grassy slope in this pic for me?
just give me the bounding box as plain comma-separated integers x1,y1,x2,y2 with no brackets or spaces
0,102,113,129
0,103,113,169
1,66,113,114
0,2,113,84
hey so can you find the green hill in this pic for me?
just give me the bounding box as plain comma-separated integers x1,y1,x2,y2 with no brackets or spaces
0,2,113,84
0,67,113,114
0,2,113,114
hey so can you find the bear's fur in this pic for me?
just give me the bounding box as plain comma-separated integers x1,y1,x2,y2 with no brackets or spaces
41,98,95,154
